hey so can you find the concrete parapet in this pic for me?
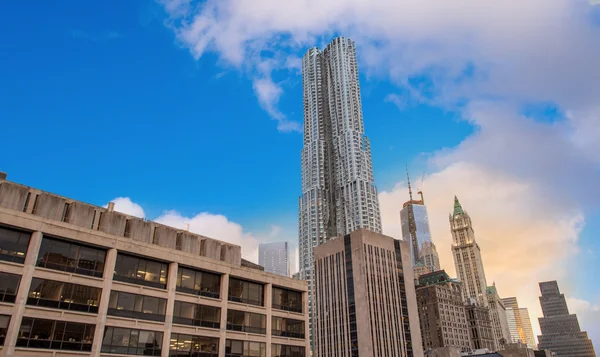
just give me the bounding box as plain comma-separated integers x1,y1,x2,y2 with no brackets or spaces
33,193,67,221
124,217,152,243
0,182,30,211
98,211,127,237
65,201,96,229
153,225,177,249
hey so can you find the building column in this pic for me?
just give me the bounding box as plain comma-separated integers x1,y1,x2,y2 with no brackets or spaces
1,231,43,357
265,283,273,357
161,262,178,357
219,273,230,357
91,247,117,356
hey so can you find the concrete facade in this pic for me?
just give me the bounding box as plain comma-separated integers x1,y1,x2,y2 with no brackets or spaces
487,286,511,350
0,175,309,357
313,229,423,357
465,301,496,351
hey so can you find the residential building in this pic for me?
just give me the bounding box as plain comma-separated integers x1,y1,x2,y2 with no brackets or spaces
450,197,489,307
465,299,496,351
298,36,382,348
259,242,289,277
502,297,536,349
420,241,441,273
400,174,432,267
313,229,423,357
537,281,596,357
0,173,309,357
416,270,471,352
487,285,511,349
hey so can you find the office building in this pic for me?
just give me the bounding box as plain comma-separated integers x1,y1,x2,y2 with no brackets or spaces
486,285,511,349
537,281,596,357
502,297,536,349
298,36,382,348
465,300,496,351
259,242,289,277
416,270,471,352
0,173,309,357
450,197,489,307
313,229,423,357
420,241,440,273
413,261,432,280
400,174,432,267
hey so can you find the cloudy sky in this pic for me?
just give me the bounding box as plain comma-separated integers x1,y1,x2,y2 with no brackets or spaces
1,0,599,346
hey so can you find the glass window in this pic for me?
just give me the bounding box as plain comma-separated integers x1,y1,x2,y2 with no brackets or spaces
272,287,302,313
0,315,10,346
16,317,94,351
227,310,266,334
0,226,30,263
271,317,305,339
176,266,221,298
226,339,265,357
228,278,264,307
271,344,305,357
169,333,219,357
172,301,221,329
101,326,163,356
37,236,105,277
0,272,21,303
27,278,101,313
114,253,168,289
107,291,166,322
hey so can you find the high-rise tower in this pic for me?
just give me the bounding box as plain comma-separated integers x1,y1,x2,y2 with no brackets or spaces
400,171,433,267
298,37,382,349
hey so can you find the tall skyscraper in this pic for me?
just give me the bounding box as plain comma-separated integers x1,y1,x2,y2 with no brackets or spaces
502,297,536,349
313,229,423,357
258,241,289,276
298,36,382,348
450,196,489,307
486,285,511,349
400,173,432,266
537,281,596,357
420,241,440,273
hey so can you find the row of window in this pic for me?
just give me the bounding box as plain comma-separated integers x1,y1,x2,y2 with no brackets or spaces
0,226,303,311
0,316,304,356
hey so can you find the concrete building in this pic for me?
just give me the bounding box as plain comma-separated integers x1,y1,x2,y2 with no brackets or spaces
0,173,309,357
420,241,440,273
298,36,382,348
465,299,496,351
259,242,289,277
502,297,536,349
416,270,471,353
313,229,423,357
450,197,488,307
487,285,511,349
537,281,596,357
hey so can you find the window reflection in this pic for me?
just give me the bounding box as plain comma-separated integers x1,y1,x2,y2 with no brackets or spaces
271,317,305,339
108,291,167,322
225,339,266,357
176,267,220,298
0,315,10,346
172,301,220,328
0,272,21,303
272,287,302,313
0,226,30,263
37,236,105,277
27,278,101,313
169,333,219,357
271,344,305,357
16,317,95,351
113,254,168,289
102,327,163,356
228,278,264,307
227,310,266,335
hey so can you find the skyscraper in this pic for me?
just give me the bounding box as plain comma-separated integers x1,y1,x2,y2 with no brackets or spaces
450,196,488,307
502,297,536,349
537,281,596,357
258,241,289,276
400,173,433,266
486,285,511,349
420,241,440,273
298,37,382,348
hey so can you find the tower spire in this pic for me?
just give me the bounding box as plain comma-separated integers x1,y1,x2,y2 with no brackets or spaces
406,166,413,201
453,195,464,215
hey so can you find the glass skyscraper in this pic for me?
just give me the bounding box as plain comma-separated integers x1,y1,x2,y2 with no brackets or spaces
258,241,289,277
400,201,433,266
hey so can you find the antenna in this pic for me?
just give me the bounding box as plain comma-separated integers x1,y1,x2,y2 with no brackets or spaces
406,165,413,201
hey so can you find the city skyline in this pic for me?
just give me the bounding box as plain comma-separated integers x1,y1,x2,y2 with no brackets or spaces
1,0,599,349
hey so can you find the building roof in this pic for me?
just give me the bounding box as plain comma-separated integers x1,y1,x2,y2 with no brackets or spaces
486,285,497,295
418,269,461,286
453,195,464,215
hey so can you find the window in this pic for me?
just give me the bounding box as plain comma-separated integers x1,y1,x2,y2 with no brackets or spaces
225,339,266,357
228,278,264,306
27,278,101,313
227,310,266,334
108,291,167,322
0,315,10,346
114,254,168,289
272,317,305,339
0,226,30,263
169,333,219,357
176,267,221,298
271,344,305,357
37,236,105,277
272,287,302,313
102,327,163,356
172,301,220,328
16,317,95,351
0,272,20,303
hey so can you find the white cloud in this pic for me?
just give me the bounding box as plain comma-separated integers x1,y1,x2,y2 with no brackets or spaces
105,197,146,218
568,298,600,313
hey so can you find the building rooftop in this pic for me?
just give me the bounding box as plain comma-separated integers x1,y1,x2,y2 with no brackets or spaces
418,269,461,286
453,195,464,216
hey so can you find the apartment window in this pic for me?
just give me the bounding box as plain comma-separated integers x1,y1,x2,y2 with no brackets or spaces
0,272,20,303
176,267,220,298
16,317,95,351
272,317,305,339
172,301,220,328
37,236,105,277
271,344,306,357
169,333,219,357
227,310,266,334
0,225,30,263
27,278,101,313
272,287,302,313
225,339,266,357
114,253,168,289
228,278,264,306
0,315,10,346
102,327,163,356
108,291,167,322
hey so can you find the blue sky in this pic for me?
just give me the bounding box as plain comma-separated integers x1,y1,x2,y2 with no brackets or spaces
1,0,599,344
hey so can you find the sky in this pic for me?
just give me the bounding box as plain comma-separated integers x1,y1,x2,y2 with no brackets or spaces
1,0,599,347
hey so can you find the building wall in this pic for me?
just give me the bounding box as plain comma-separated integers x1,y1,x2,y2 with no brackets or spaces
487,287,511,349
465,303,496,351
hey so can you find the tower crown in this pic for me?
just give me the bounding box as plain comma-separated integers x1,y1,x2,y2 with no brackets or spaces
453,196,464,216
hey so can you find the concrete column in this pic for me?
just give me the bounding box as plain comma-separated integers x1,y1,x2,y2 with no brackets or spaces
161,262,178,357
1,231,43,357
218,273,230,357
265,283,272,357
91,247,117,356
